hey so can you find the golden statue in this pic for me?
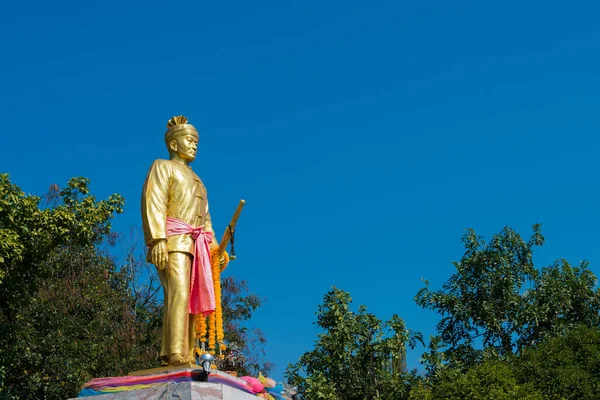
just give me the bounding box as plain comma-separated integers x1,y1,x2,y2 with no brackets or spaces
141,116,218,366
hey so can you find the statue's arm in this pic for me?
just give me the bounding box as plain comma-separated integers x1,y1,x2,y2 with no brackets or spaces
142,161,170,265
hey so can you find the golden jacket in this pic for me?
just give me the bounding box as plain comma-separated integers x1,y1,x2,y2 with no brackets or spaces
141,159,214,254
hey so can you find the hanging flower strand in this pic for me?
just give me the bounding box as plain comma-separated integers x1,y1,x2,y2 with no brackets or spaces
216,251,229,357
195,248,230,356
195,315,207,356
199,200,244,358
207,311,216,354
209,247,229,357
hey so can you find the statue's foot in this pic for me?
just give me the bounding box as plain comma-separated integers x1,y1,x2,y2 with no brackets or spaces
168,353,193,366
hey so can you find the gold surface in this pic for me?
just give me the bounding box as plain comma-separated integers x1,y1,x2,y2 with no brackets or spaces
157,252,197,358
167,115,188,127
142,158,214,254
141,116,217,365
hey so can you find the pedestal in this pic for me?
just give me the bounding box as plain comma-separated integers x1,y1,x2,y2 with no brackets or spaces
76,381,257,399
74,368,258,399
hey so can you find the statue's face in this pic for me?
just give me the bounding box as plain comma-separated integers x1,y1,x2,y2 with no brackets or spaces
170,134,198,162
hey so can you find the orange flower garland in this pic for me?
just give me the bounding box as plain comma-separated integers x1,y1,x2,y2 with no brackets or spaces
216,251,229,356
208,311,216,354
196,246,230,357
195,315,207,356
210,246,229,358
196,315,207,341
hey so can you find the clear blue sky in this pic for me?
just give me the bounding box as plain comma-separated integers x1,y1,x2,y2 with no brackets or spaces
1,0,599,382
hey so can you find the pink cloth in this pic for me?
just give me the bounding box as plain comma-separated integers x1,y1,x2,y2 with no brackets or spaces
240,376,265,393
166,217,215,316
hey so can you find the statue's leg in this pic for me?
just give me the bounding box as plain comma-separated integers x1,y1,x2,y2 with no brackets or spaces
164,252,193,363
157,267,169,365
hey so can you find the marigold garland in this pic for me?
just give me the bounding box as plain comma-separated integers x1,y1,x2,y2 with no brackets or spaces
195,315,207,357
196,315,207,342
208,311,216,354
211,247,230,358
195,246,230,357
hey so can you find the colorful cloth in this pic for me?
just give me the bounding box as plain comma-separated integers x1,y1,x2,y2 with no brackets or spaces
240,375,264,393
79,370,257,397
166,216,215,315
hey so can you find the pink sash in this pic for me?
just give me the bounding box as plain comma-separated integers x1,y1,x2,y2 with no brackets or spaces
166,217,215,316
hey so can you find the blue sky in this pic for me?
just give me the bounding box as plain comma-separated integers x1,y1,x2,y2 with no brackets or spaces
1,0,599,381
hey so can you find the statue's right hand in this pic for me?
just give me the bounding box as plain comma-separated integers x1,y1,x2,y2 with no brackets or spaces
151,241,169,270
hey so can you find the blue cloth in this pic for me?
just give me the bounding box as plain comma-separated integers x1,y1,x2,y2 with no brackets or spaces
78,388,103,397
266,387,288,400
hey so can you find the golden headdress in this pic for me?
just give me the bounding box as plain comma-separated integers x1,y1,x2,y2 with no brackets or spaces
164,115,199,143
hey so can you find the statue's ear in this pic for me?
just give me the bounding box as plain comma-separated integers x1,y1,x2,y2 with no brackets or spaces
169,140,178,152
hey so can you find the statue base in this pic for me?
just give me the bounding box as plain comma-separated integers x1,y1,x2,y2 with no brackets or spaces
75,381,257,399
74,368,258,400
127,361,197,375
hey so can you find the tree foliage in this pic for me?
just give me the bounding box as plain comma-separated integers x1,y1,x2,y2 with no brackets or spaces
1,245,163,399
520,259,600,348
415,225,600,364
0,174,161,399
514,324,600,400
286,288,422,400
0,174,124,313
410,324,600,400
408,358,546,400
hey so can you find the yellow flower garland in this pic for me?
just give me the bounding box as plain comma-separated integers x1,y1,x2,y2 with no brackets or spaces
208,311,216,354
195,314,207,356
196,315,207,342
196,247,230,358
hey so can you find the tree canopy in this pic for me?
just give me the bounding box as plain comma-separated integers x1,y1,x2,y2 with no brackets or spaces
286,287,422,400
415,225,600,364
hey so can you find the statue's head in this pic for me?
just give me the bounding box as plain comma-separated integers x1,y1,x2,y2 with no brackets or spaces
164,116,199,163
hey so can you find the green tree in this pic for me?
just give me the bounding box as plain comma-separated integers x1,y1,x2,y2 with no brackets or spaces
286,287,421,400
415,225,600,365
0,174,124,317
408,359,546,400
411,325,600,400
1,245,163,399
0,174,166,399
518,260,600,349
514,324,600,400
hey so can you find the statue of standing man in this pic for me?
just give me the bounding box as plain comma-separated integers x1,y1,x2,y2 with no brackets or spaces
141,116,218,366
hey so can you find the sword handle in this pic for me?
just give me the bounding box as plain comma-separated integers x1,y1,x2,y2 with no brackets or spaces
217,199,245,259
